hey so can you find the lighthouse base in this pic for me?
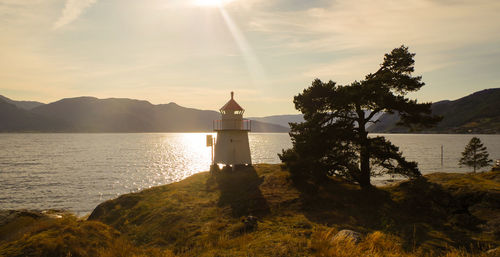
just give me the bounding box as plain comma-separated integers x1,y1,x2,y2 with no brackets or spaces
214,131,252,166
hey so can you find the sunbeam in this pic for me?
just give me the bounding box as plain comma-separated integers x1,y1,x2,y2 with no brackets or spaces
218,7,267,87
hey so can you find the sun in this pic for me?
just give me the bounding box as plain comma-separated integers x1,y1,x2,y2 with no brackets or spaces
193,0,234,7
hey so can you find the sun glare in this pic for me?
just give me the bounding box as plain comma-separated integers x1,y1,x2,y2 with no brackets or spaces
194,0,234,7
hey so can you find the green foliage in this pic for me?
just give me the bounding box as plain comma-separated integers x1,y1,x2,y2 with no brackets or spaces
280,45,441,188
459,137,493,172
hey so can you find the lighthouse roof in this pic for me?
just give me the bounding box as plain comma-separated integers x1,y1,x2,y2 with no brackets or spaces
220,92,244,111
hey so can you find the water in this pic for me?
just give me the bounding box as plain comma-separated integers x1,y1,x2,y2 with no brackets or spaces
0,133,499,215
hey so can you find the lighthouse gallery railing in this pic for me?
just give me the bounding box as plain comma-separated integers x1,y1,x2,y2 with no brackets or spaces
213,119,251,131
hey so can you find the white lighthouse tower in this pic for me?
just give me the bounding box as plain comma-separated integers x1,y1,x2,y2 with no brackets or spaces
213,92,252,168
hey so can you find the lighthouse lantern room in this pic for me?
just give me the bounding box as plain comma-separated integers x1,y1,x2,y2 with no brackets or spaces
213,92,252,167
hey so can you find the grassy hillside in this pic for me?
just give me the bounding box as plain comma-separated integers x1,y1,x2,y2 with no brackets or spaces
1,165,498,256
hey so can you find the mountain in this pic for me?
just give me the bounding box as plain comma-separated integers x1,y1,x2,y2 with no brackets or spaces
31,97,162,132
3,88,499,133
0,95,44,110
369,88,500,133
0,98,68,132
1,96,288,132
248,114,304,128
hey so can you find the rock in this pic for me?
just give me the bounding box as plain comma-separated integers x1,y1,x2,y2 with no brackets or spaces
331,229,362,244
486,247,499,256
230,216,259,236
41,210,63,219
242,215,258,231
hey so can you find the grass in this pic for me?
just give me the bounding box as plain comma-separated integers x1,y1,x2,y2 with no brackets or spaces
0,211,176,257
1,164,498,256
0,212,118,257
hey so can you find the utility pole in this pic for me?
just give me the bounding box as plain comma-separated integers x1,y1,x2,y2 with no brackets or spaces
441,145,444,168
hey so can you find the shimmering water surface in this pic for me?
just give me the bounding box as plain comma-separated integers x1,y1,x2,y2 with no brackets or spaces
1,133,499,215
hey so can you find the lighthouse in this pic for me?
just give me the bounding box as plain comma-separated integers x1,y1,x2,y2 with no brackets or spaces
213,92,252,168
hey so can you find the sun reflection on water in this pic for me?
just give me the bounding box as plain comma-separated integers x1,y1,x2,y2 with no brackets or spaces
0,133,290,215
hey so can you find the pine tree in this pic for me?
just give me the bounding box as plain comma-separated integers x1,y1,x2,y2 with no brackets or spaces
459,137,492,172
279,46,441,188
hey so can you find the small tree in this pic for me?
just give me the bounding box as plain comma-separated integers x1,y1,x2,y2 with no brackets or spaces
279,45,441,189
459,137,492,172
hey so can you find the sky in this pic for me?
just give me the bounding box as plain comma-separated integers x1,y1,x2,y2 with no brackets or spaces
1,0,499,116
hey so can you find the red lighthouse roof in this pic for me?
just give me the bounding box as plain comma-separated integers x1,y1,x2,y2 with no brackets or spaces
220,91,244,112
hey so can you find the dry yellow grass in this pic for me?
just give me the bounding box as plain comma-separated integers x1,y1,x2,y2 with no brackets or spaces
1,165,498,256
310,228,494,257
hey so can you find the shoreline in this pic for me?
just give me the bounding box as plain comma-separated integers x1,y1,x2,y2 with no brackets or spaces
1,164,499,256
1,168,497,216
1,168,497,217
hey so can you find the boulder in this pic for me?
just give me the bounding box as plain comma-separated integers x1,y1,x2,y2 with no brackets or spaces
331,229,362,244
242,215,258,231
230,215,259,236
486,247,499,255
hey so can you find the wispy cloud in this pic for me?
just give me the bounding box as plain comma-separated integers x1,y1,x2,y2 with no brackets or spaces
243,0,500,53
53,0,97,29
239,0,500,87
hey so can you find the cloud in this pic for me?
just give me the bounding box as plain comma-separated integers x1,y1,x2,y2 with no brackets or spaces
238,0,500,86
0,1,53,26
242,0,500,53
53,0,97,29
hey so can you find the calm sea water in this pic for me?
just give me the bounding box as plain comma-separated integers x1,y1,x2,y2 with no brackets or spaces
0,133,499,215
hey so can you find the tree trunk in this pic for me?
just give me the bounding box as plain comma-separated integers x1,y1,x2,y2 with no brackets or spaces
357,111,371,189
359,141,371,188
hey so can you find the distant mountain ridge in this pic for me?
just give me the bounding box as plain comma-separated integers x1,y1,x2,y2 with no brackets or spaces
2,88,499,133
0,95,44,110
0,97,67,132
247,114,304,128
0,95,289,132
369,88,500,133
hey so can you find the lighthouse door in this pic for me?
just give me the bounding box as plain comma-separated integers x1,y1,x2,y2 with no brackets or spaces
230,138,242,164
